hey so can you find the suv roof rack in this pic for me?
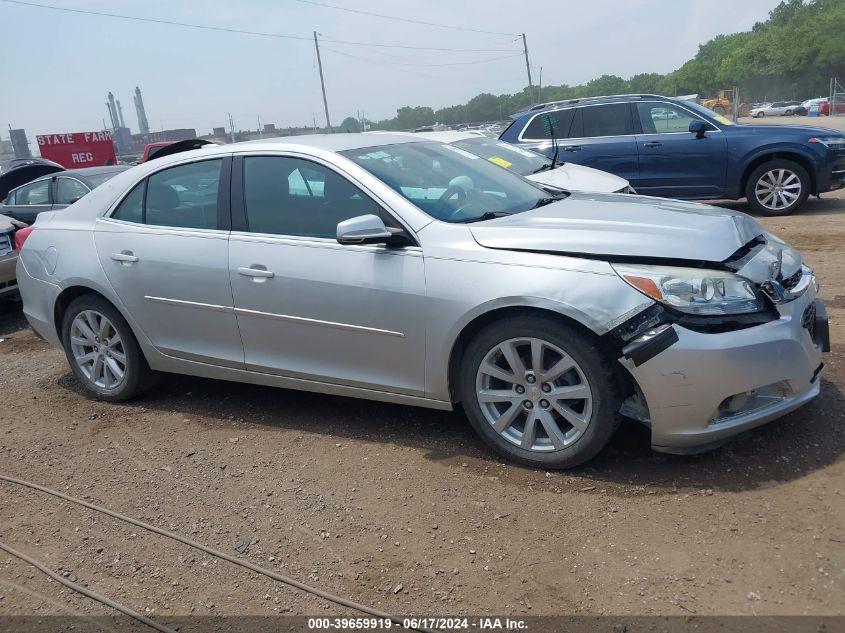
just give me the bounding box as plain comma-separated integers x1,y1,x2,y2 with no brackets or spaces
528,94,665,111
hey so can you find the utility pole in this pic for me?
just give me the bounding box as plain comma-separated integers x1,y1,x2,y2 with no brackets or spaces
257,115,262,138
521,33,534,104
228,112,236,144
538,66,543,103
314,31,332,132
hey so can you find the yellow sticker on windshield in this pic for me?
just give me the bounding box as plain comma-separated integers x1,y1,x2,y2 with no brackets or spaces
488,156,512,168
713,115,734,126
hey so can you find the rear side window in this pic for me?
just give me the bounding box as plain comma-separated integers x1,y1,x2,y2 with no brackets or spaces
12,179,50,206
112,182,144,223
111,159,222,229
522,108,576,140
573,104,634,138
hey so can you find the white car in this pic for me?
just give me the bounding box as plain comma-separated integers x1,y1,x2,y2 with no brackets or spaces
404,131,633,194
750,101,803,117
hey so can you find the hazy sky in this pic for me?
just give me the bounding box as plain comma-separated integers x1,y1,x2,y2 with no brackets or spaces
1,0,784,138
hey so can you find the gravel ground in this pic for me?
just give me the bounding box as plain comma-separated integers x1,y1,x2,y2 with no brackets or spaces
0,190,843,623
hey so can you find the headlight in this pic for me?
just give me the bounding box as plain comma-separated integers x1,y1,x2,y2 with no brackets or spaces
612,264,765,315
809,136,845,148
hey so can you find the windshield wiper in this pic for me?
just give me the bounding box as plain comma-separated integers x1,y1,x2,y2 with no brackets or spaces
531,194,567,209
454,211,513,224
531,163,555,174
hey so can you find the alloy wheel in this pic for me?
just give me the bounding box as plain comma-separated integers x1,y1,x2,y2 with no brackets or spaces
755,168,802,212
70,310,127,390
475,337,593,452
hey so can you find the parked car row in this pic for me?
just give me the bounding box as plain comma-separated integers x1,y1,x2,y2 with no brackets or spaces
12,129,832,468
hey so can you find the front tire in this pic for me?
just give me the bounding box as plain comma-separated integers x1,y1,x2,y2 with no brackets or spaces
459,316,622,469
61,294,155,401
756,112,765,118
745,159,810,216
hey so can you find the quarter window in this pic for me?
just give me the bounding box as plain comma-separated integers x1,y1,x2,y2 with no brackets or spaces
12,179,50,206
111,159,222,229
522,108,576,140
55,178,90,205
242,156,382,238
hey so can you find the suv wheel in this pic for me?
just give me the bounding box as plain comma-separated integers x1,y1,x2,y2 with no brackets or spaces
61,294,155,401
745,159,810,216
459,316,621,469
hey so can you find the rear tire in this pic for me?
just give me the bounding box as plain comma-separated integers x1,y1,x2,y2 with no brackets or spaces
61,294,155,401
459,316,622,469
745,159,810,216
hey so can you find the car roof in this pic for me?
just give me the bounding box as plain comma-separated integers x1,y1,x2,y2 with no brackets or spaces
61,166,130,178
236,132,428,152
512,93,667,118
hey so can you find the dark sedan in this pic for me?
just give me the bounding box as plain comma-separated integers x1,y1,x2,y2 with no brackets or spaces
0,165,129,224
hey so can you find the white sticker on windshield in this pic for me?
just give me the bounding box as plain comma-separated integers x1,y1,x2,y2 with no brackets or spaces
441,144,479,159
497,142,536,158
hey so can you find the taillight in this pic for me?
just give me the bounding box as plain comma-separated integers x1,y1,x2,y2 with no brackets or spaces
14,226,33,251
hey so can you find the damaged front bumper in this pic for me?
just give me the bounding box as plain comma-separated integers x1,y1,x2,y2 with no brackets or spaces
618,274,829,453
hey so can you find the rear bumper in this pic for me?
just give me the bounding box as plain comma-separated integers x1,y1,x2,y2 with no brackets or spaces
16,256,62,347
621,286,827,452
0,250,18,296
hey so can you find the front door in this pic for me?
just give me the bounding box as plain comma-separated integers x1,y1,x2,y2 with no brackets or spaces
94,157,244,368
633,101,728,198
228,154,427,396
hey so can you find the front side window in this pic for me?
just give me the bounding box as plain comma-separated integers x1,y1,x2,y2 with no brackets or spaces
55,178,90,205
243,156,381,238
111,160,222,228
636,102,709,134
13,179,50,206
341,142,562,223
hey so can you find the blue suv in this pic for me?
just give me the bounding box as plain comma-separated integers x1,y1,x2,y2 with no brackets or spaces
500,94,845,215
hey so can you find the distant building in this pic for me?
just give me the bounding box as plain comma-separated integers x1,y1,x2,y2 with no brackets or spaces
9,128,32,158
134,86,150,135
263,123,277,133
212,127,226,137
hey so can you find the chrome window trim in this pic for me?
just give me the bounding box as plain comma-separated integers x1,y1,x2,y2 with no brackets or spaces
517,99,722,142
96,216,229,239
228,229,422,255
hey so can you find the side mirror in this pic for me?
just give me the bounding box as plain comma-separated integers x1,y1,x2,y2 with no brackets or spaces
689,120,707,139
336,214,392,245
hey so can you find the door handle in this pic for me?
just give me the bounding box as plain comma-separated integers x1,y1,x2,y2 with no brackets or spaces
238,266,275,278
563,145,582,152
643,141,662,148
111,251,138,263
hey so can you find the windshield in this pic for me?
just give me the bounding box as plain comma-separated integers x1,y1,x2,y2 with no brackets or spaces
451,137,550,177
341,142,564,223
682,100,736,126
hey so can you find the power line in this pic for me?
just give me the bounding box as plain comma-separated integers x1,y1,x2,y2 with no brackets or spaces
321,47,524,68
0,0,520,52
290,0,519,37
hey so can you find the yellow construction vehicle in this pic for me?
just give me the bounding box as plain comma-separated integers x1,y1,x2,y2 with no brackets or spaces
701,89,751,117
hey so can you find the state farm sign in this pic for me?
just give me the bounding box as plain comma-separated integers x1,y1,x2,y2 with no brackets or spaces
36,131,117,168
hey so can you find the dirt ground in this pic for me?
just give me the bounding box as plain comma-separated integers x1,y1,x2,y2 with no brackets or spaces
0,190,843,624
738,114,845,132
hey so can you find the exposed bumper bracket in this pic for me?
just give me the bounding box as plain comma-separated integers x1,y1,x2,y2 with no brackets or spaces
813,299,831,353
622,324,679,367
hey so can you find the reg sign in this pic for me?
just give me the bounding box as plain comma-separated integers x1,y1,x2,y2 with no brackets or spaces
36,131,118,168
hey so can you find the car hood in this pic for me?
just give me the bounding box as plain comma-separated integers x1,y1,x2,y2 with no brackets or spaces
468,192,767,263
525,163,628,193
0,160,64,201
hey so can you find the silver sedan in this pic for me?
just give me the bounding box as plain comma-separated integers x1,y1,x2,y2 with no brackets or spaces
16,134,829,468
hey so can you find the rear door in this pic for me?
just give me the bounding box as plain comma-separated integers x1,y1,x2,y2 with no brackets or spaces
556,104,639,185
94,156,244,368
633,101,727,198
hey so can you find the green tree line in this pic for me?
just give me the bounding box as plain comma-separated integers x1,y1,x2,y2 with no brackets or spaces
342,0,844,131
